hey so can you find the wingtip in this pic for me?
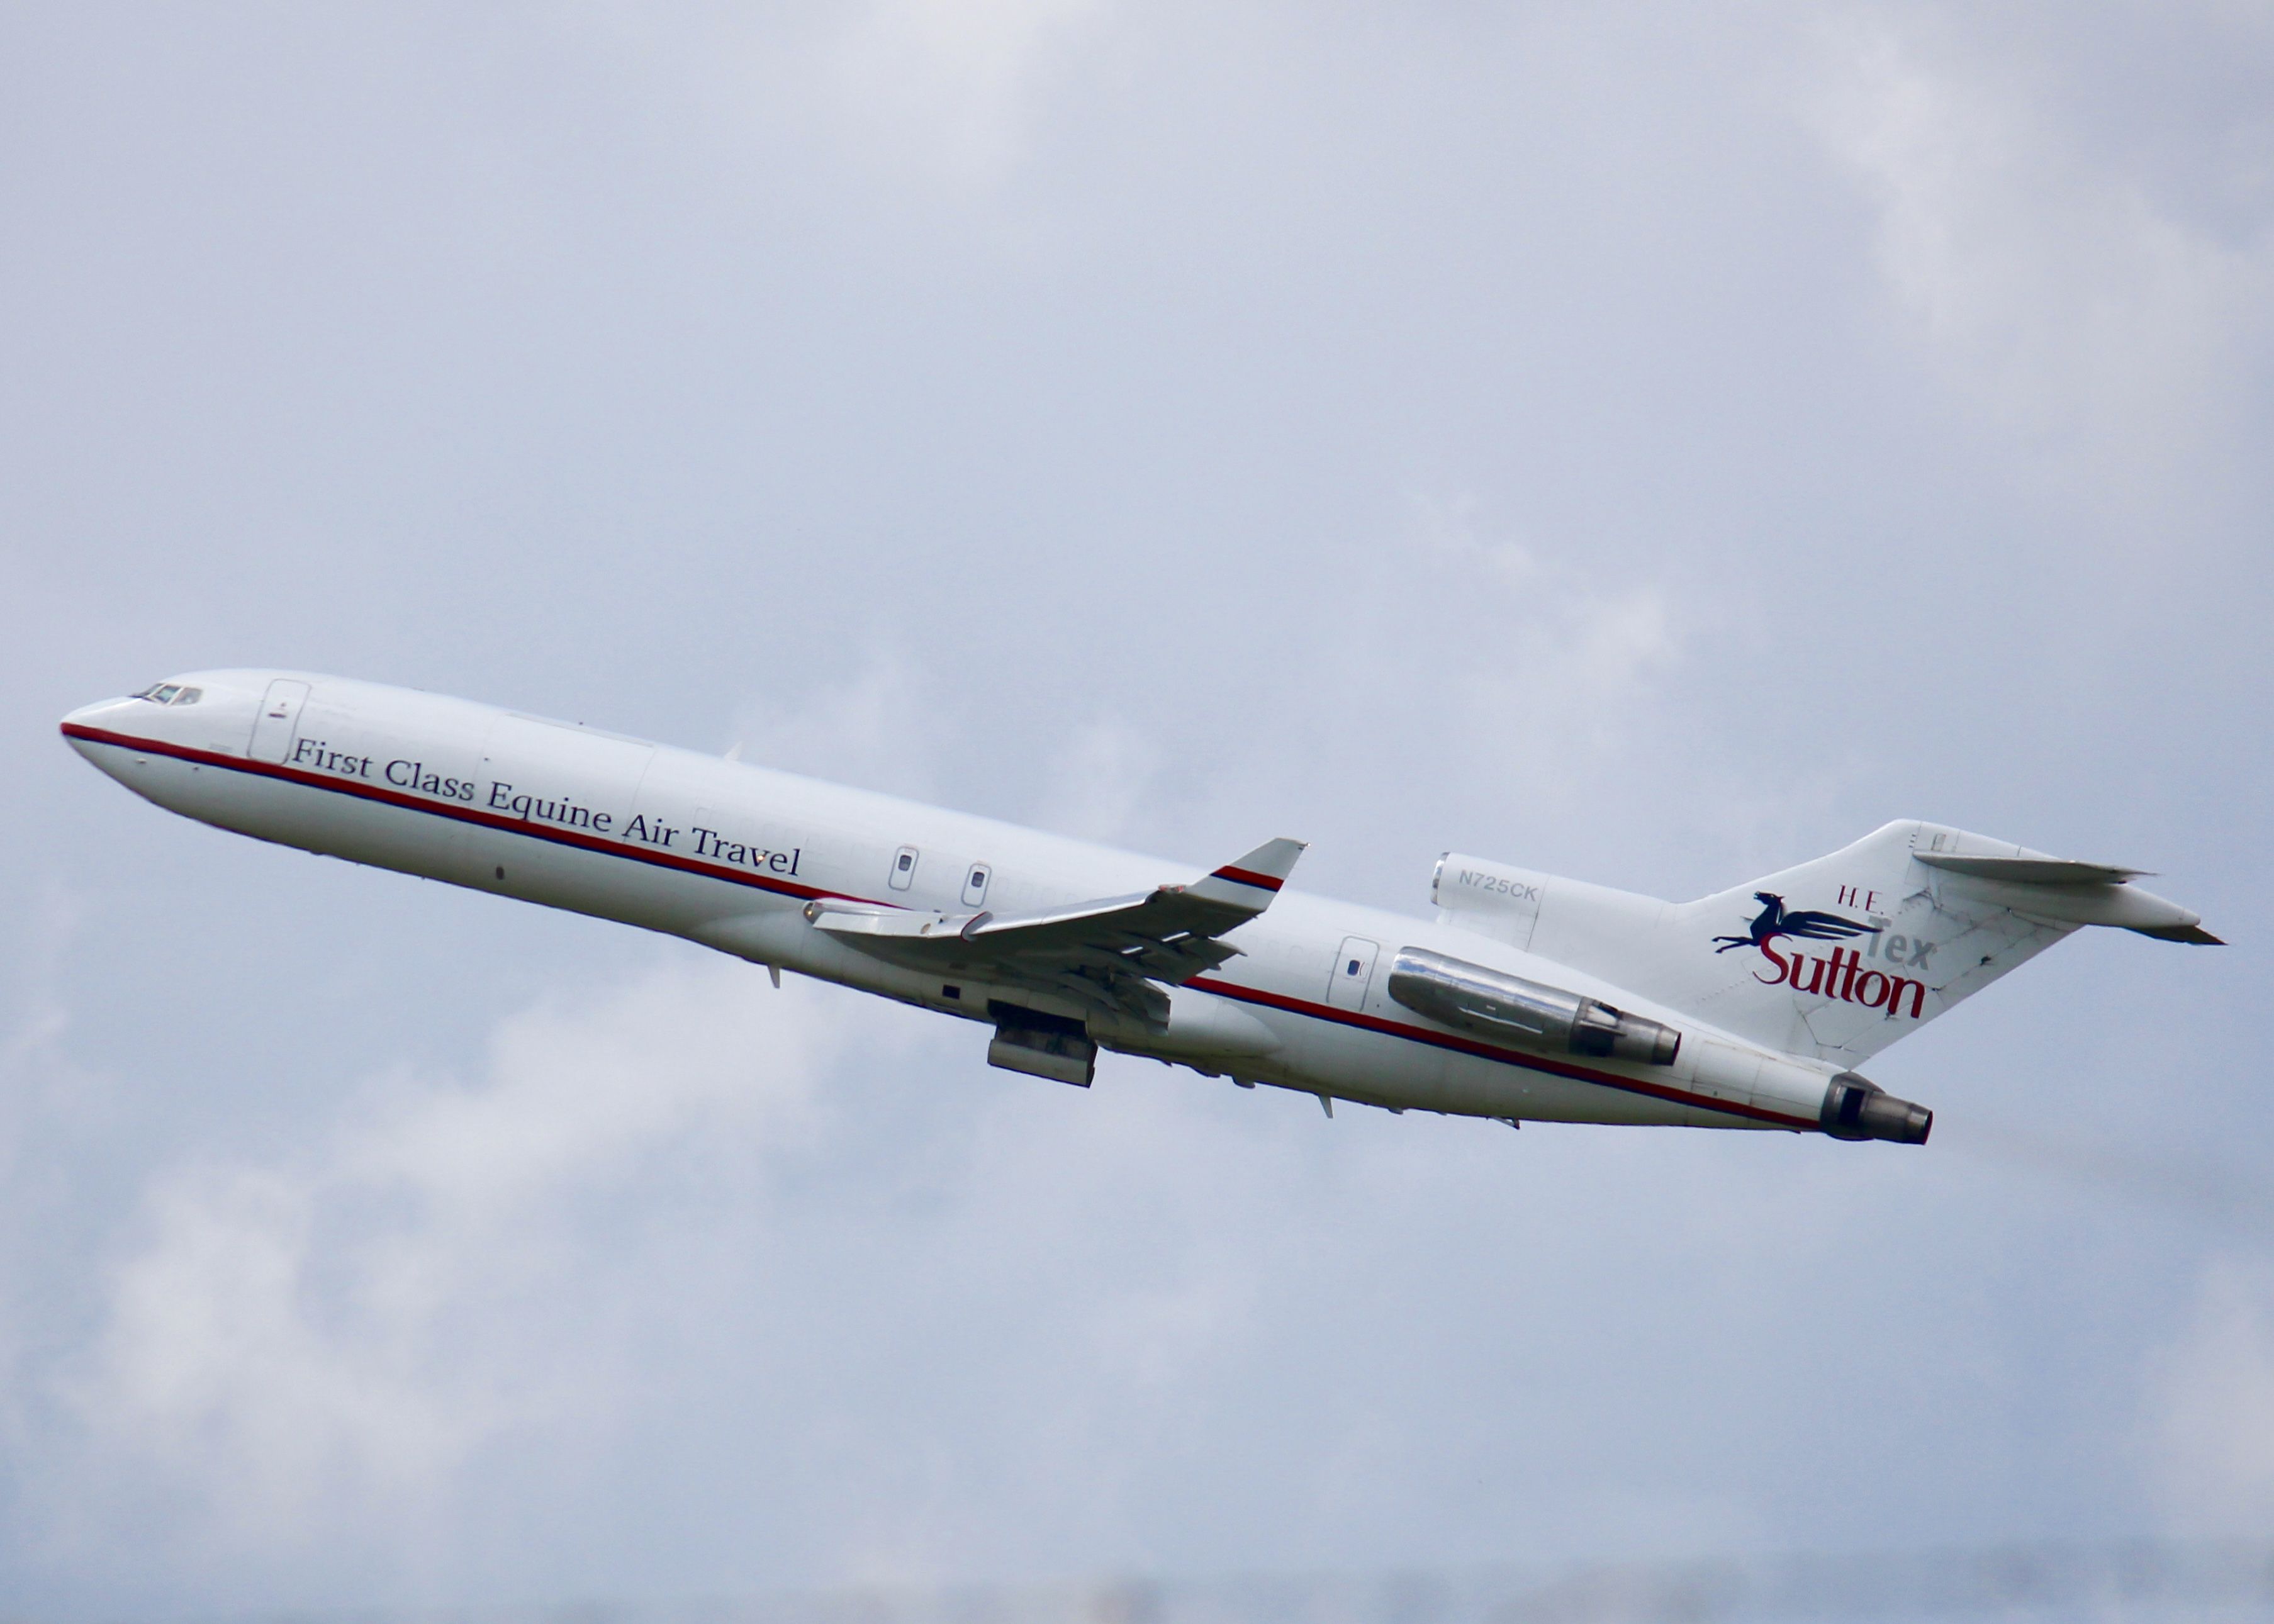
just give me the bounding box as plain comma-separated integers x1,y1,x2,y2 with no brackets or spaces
1210,836,1308,890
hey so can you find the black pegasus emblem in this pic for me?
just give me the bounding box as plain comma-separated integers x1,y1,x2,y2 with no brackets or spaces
1713,892,1882,955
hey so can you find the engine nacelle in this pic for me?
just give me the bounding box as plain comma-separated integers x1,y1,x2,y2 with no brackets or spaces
1386,947,1680,1066
1820,1072,1932,1144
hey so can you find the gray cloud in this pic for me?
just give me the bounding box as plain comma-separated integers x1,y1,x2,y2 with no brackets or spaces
1,1,2268,1616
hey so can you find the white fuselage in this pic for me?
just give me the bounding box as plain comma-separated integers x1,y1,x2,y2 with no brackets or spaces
62,671,1844,1133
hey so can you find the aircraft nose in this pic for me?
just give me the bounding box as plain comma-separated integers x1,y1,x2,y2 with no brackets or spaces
63,695,124,724
59,695,137,751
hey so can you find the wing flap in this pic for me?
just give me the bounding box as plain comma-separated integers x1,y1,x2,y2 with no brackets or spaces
805,837,1308,1028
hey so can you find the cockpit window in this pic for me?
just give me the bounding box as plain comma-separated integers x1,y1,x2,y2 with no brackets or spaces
133,683,202,705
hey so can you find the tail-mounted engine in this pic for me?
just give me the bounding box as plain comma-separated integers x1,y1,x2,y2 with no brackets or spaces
1819,1072,1932,1144
1386,947,1680,1066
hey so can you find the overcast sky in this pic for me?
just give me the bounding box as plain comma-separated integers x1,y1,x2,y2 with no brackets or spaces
3,2,2271,1617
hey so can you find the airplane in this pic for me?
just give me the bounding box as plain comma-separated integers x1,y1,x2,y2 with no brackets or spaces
60,671,2221,1145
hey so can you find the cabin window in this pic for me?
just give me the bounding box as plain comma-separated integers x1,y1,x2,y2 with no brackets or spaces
962,863,991,907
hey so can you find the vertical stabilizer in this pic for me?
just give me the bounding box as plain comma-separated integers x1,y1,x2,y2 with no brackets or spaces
1439,822,2214,1064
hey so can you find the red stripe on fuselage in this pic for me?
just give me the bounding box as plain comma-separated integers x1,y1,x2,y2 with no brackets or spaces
1184,976,1818,1131
59,722,851,907
64,721,1817,1131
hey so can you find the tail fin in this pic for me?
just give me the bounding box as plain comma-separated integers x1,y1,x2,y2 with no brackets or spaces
1434,822,2215,1064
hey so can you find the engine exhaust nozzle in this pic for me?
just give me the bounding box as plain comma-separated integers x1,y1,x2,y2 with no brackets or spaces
1820,1072,1932,1145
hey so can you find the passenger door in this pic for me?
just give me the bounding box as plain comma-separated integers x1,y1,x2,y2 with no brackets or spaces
1326,936,1380,1011
248,678,310,764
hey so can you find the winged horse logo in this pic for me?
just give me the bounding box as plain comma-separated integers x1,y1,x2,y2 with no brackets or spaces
1713,892,1882,955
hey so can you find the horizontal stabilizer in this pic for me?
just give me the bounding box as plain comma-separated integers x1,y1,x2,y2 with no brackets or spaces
1913,854,2146,885
2129,922,2225,945
1917,850,2217,943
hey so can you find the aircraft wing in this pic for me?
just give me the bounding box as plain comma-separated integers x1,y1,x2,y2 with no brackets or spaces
805,838,1306,1028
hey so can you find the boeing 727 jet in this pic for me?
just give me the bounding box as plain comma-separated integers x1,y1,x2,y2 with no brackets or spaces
62,671,2221,1144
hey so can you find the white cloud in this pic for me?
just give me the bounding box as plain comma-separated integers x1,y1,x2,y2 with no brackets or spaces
1031,714,1162,844
592,0,1112,194
1386,501,1697,833
0,877,99,1172
8,3,2270,1606
824,0,1109,188
2146,1261,2274,1535
57,958,853,1546
1812,9,2274,471
727,652,960,800
1467,561,1676,761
